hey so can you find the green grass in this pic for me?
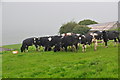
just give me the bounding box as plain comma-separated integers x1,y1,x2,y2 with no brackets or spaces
0,53,2,79
2,42,118,78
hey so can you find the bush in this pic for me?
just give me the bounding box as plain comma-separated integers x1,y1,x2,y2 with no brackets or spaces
78,19,98,25
73,25,91,34
59,21,78,34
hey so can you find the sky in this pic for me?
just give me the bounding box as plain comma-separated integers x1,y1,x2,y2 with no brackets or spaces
0,2,2,46
1,0,119,2
1,2,119,45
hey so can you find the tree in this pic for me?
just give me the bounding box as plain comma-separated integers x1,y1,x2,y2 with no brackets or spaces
78,19,98,25
72,25,91,34
59,21,78,34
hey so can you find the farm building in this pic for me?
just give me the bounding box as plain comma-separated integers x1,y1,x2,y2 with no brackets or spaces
88,21,120,31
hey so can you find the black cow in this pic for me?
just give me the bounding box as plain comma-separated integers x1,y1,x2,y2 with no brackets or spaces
102,31,108,47
21,37,38,52
37,36,52,51
102,30,120,47
107,31,120,42
61,35,79,52
50,36,62,52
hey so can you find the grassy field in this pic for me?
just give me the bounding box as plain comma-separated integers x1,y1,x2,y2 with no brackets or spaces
2,42,118,78
0,52,2,79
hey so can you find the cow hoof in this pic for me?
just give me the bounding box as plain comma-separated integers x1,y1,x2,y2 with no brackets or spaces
54,50,57,52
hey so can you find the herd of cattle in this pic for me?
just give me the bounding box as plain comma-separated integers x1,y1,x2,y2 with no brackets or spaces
20,30,120,53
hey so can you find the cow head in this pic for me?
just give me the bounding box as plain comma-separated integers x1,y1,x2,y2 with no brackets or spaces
20,46,25,52
102,30,106,34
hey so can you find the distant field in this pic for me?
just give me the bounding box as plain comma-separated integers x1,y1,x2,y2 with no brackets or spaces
2,42,118,78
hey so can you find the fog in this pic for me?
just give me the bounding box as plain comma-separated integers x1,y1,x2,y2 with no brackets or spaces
2,2,118,45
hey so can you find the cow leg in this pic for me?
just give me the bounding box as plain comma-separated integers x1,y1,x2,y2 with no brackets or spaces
43,47,45,51
45,47,47,51
117,37,120,43
101,39,104,46
102,41,105,47
26,46,29,52
71,46,74,52
114,38,117,47
48,47,51,51
60,47,64,51
65,46,67,52
94,39,98,51
60,45,64,51
72,45,76,52
35,44,39,51
77,43,80,47
84,45,86,52
21,45,25,52
82,44,85,52
54,48,57,52
75,44,78,52
76,44,78,50
104,41,108,48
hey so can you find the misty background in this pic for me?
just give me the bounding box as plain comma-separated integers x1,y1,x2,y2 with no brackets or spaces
2,2,118,45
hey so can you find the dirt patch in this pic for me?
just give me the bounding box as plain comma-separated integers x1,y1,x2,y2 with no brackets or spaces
0,47,14,52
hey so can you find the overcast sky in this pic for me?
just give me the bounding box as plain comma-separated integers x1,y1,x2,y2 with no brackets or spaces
2,2,118,45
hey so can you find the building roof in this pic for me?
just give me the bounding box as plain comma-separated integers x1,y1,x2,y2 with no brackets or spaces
88,21,119,31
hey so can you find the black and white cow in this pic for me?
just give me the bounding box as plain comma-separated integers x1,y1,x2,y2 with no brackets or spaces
93,31,103,40
79,34,93,52
37,35,62,52
61,35,79,52
21,37,38,52
79,31,104,52
90,30,120,48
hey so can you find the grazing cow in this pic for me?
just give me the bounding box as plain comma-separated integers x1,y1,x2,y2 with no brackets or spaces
21,37,38,52
61,35,79,52
102,31,108,47
50,36,62,52
89,30,109,51
37,35,62,52
79,31,103,52
79,34,93,52
91,31,104,50
102,30,120,47
37,36,52,51
93,31,103,40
